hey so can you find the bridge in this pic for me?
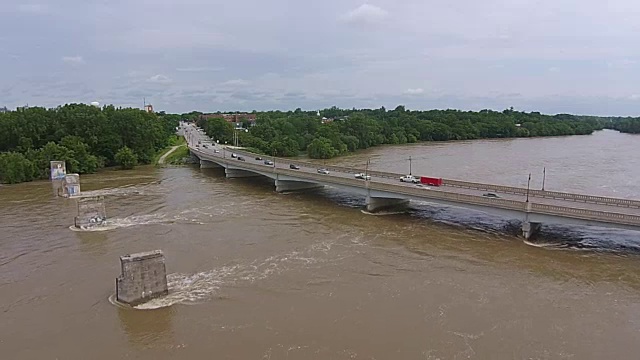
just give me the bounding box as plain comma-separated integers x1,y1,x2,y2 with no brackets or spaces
183,124,640,239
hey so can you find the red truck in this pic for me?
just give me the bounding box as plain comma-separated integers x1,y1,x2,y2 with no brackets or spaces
420,176,443,186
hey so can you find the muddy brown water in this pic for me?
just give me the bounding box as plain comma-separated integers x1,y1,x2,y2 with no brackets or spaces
2,130,640,359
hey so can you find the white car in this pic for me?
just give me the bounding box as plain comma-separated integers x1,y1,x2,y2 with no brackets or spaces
317,168,330,174
354,173,371,180
400,175,420,183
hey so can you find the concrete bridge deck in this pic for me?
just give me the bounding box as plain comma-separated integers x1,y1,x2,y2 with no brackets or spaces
183,124,640,238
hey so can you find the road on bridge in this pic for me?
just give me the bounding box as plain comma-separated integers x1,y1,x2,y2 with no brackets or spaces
183,123,640,220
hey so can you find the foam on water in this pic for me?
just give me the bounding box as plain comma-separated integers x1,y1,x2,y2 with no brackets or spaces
109,236,356,310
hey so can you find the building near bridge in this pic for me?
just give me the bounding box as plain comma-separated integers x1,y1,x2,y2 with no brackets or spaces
200,113,257,127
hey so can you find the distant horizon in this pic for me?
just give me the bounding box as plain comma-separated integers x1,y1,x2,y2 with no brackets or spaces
1,101,637,119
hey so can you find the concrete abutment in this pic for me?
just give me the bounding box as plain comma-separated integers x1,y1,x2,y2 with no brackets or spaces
200,159,222,169
366,196,409,213
522,221,542,239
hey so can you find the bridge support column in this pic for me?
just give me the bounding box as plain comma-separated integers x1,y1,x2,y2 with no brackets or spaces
275,179,323,192
522,221,542,240
366,196,409,213
225,168,260,178
200,159,221,169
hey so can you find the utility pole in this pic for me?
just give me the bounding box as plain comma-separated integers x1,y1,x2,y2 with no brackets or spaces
542,167,546,191
409,156,412,175
365,158,370,177
526,173,531,203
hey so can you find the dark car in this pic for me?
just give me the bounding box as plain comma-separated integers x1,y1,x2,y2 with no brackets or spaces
255,156,263,160
237,156,245,161
264,160,274,165
482,192,500,198
289,164,300,170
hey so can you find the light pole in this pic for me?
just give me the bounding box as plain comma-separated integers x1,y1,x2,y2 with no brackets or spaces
526,173,531,203
542,167,546,191
365,158,371,185
365,158,370,178
409,156,412,175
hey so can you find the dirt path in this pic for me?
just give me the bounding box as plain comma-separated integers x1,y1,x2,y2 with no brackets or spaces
158,145,181,165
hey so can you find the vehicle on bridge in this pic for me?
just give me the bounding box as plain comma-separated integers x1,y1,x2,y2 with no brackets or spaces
264,160,274,166
400,175,420,183
317,168,330,174
237,156,245,161
231,153,237,158
482,193,500,198
255,156,263,160
289,164,300,170
354,173,371,180
420,176,443,186
213,149,219,153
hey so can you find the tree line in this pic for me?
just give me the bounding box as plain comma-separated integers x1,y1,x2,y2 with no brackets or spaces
604,117,640,134
195,106,605,159
0,104,178,184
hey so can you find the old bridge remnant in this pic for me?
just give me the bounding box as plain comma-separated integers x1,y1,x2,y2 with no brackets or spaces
116,250,169,306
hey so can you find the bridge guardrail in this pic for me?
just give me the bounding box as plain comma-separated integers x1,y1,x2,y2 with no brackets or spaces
442,179,640,208
531,203,640,225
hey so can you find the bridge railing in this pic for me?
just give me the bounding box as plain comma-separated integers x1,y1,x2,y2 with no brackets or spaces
530,203,640,225
442,179,640,208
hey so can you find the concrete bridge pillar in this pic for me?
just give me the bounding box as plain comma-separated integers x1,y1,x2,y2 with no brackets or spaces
522,221,542,239
365,196,409,213
116,250,169,306
225,168,261,178
275,179,323,192
200,159,221,169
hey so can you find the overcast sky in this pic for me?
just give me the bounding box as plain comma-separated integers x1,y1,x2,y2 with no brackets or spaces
1,0,639,115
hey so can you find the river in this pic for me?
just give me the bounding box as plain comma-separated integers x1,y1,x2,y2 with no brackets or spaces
1,129,640,359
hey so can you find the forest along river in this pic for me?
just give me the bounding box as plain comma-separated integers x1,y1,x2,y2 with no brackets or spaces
1,129,640,359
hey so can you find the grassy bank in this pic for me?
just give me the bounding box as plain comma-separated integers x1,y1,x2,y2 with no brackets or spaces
162,145,189,165
153,136,185,165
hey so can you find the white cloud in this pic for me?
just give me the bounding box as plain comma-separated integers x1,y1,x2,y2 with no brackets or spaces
340,4,388,25
630,94,640,100
607,59,636,69
548,67,560,73
17,4,47,13
62,56,84,65
176,67,224,72
148,74,172,84
404,88,424,95
221,79,249,86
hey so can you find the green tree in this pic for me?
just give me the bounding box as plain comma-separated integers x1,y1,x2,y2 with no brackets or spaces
115,146,138,170
60,136,99,174
0,152,36,184
307,137,339,159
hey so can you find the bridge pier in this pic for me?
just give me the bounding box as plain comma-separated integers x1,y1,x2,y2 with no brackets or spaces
522,221,542,239
275,179,323,192
366,196,409,213
200,159,221,169
225,168,261,178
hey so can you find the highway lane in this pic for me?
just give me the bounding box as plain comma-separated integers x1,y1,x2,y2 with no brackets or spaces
182,124,640,218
